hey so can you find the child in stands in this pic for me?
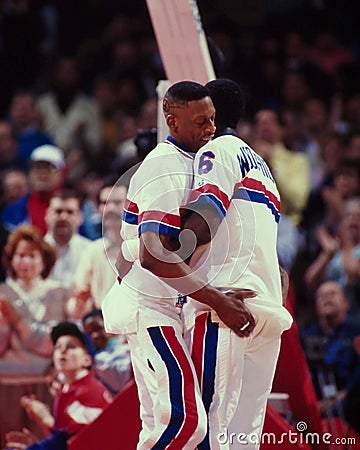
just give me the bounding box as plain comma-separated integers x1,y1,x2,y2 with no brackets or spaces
4,321,112,450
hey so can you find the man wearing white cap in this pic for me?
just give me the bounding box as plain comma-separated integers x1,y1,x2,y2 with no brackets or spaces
1,144,65,234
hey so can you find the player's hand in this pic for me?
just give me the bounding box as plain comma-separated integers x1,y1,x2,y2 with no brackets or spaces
215,288,256,337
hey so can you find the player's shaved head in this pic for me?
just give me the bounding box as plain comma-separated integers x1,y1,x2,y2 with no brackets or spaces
163,81,210,115
206,78,245,134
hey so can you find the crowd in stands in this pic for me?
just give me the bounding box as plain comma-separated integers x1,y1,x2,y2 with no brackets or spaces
1,0,360,446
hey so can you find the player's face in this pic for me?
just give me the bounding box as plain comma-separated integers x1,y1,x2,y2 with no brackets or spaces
171,97,216,152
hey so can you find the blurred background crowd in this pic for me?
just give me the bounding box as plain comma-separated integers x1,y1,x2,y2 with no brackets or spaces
1,0,360,446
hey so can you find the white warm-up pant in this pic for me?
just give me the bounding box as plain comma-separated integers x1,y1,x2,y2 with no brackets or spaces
185,311,282,450
226,333,281,450
126,309,207,450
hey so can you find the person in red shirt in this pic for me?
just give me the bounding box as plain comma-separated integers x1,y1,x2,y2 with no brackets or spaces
4,321,112,450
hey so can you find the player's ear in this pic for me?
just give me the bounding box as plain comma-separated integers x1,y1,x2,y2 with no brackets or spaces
166,113,176,130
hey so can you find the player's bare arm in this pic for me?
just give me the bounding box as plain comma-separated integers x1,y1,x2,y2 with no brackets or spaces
140,230,256,337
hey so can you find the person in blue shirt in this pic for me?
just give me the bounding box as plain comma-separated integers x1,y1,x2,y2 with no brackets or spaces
301,280,360,429
82,310,132,396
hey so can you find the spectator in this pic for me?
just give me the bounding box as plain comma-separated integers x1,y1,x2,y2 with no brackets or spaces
8,90,54,169
111,98,159,173
74,169,104,241
280,69,311,115
305,197,360,319
0,0,45,116
0,226,75,441
335,91,360,135
91,74,122,166
283,31,310,72
303,157,360,244
110,97,159,173
318,132,346,184
318,159,360,231
109,37,150,114
74,179,126,308
307,29,354,77
299,98,332,189
113,113,139,172
277,213,300,275
36,56,101,181
1,169,29,207
0,120,20,176
137,98,158,130
0,223,8,282
82,310,132,396
4,321,113,450
300,281,360,425
253,108,311,226
300,154,357,261
1,145,65,234
283,30,334,105
344,128,360,161
44,189,90,291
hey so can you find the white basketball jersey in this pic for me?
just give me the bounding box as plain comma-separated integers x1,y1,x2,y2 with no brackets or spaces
121,137,194,300
186,133,291,329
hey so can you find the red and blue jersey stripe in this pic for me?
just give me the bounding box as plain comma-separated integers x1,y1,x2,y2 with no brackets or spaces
123,200,181,238
189,177,280,224
188,185,230,219
233,178,280,223
123,199,139,225
138,210,181,238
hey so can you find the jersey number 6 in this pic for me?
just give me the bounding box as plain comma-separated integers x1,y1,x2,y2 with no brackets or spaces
198,151,215,175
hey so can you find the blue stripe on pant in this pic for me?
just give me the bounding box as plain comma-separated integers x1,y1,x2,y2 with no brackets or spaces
148,327,184,449
198,314,219,450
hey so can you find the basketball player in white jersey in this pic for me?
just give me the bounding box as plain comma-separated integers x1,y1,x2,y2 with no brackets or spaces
102,81,256,449
183,79,293,449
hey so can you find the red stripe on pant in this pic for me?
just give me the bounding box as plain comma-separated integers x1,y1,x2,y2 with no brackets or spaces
191,313,208,389
161,327,199,448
